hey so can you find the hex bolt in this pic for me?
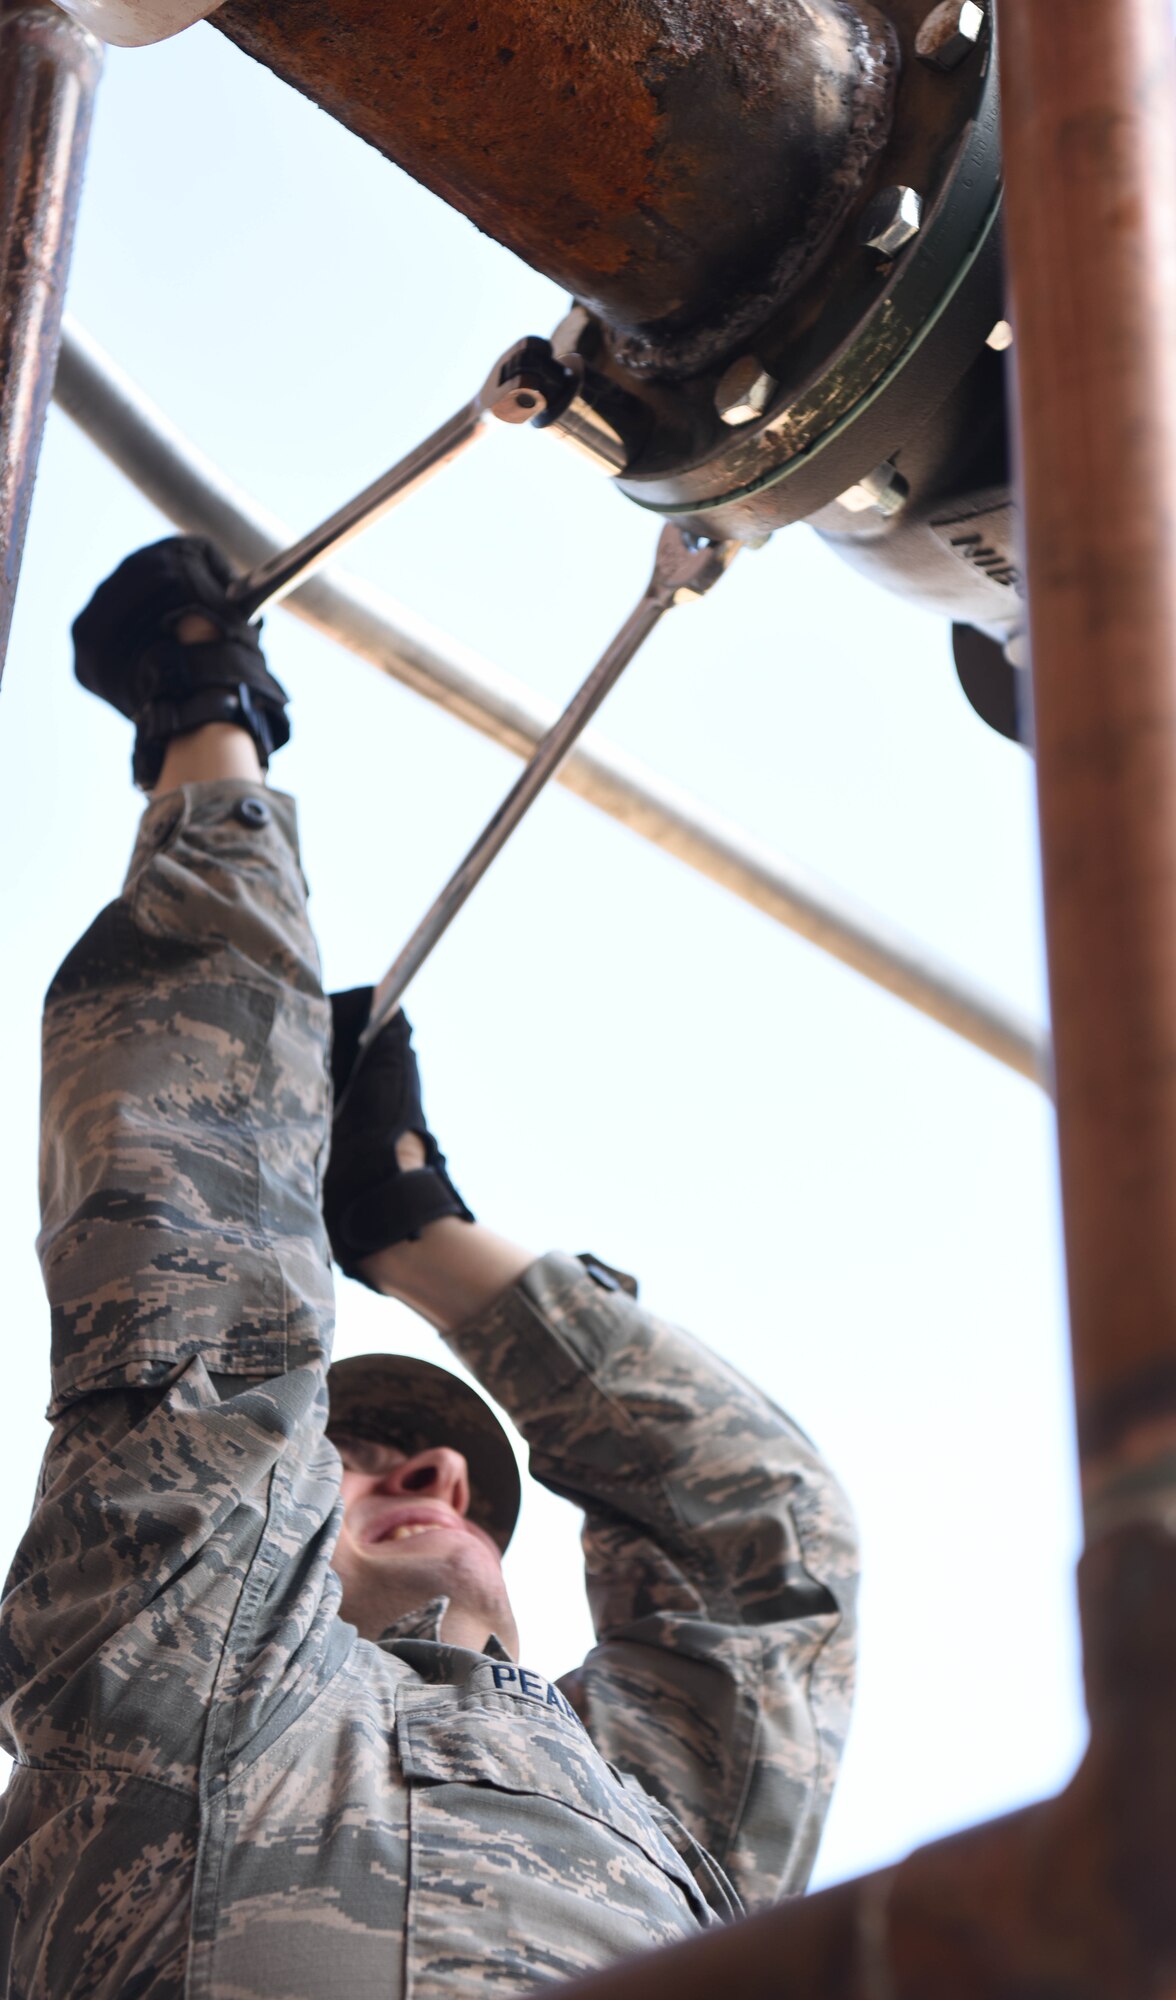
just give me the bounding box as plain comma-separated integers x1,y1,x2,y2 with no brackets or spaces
714,356,777,426
860,186,923,258
836,462,909,517
1005,628,1030,669
550,303,598,361
915,0,986,73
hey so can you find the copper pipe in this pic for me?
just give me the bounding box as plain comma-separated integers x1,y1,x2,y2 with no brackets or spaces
996,0,1176,1518
0,0,100,678
209,0,895,360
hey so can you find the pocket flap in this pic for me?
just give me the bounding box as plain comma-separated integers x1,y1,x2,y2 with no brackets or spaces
400,1695,703,1904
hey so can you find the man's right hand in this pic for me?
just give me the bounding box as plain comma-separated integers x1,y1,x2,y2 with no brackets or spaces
72,536,246,706
72,536,291,789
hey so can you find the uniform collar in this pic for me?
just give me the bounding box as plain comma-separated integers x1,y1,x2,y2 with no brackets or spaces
376,1596,514,1661
377,1596,449,1643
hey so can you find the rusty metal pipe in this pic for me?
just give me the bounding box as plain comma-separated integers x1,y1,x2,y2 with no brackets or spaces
995,0,1176,1526
0,0,100,679
209,0,896,364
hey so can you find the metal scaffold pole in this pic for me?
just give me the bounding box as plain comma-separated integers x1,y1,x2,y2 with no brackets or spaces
0,0,100,678
1000,0,1176,1528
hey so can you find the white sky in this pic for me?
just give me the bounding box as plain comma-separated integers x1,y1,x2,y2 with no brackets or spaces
0,22,1083,1891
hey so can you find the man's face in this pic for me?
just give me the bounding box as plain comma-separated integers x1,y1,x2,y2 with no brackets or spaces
329,1433,519,1658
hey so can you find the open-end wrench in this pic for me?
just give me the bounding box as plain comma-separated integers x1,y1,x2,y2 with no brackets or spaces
346,524,737,1070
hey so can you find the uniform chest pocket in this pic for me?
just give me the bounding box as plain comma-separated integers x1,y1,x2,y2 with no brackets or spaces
398,1693,712,1998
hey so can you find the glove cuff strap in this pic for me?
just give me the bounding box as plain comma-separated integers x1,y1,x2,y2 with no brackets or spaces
133,680,290,789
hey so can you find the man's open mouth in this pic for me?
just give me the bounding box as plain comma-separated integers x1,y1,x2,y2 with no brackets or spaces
362,1509,468,1547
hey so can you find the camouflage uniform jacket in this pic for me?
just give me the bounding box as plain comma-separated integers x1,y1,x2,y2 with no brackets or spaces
0,782,859,2000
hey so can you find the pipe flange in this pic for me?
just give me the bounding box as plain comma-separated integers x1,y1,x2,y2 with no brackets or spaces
553,2,1004,540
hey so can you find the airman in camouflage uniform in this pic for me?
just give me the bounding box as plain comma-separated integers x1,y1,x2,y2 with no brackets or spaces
0,543,859,1999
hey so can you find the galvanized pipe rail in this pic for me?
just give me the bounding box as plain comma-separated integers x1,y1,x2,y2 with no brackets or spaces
0,0,100,675
52,314,1049,1088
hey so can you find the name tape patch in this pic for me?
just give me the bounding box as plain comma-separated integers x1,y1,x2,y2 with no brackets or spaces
488,1661,579,1721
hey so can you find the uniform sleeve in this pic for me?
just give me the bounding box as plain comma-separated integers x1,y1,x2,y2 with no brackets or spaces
443,1253,859,1912
0,781,347,1785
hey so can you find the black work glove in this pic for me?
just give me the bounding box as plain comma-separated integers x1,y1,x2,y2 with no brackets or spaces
73,536,249,705
324,989,475,1280
73,535,290,787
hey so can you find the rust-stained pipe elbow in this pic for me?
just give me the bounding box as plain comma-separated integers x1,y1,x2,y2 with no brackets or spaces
211,0,896,369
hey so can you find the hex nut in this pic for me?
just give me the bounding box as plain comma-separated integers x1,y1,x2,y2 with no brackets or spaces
915,0,985,73
836,462,909,518
714,355,777,426
837,483,878,515
550,303,599,361
860,186,924,258
1005,628,1030,669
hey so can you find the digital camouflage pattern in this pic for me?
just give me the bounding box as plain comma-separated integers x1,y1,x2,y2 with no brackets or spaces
0,779,859,1999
